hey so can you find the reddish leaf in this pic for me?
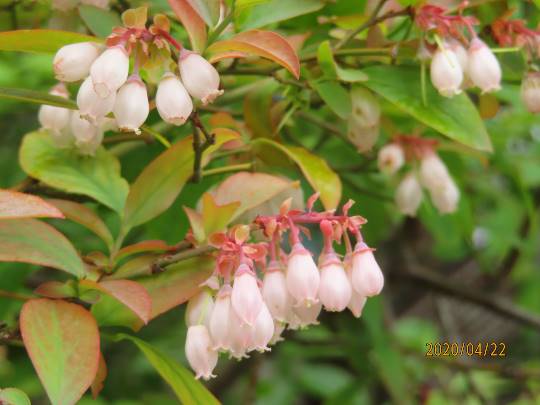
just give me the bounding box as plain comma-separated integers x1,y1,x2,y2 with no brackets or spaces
207,30,300,78
34,281,77,299
91,353,107,399
0,189,63,219
116,240,173,261
20,299,100,405
183,207,206,243
108,254,159,280
167,0,207,52
201,193,240,236
0,219,86,277
80,279,152,324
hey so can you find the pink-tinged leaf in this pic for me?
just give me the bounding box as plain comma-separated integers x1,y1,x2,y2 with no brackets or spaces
252,139,342,210
0,30,101,54
46,199,114,250
208,51,249,63
20,299,100,405
183,207,206,243
186,0,220,26
0,219,86,277
0,189,63,220
201,193,240,236
207,30,300,78
80,279,152,324
34,281,77,299
116,240,173,261
167,0,207,52
108,254,159,280
123,128,239,230
91,353,107,399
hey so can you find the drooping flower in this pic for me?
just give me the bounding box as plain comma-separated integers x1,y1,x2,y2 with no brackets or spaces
155,72,194,125
318,253,352,312
185,289,214,327
209,285,232,351
77,75,116,124
262,261,291,322
347,86,381,152
467,38,502,93
286,243,320,306
249,303,274,352
419,152,451,191
430,178,460,214
113,75,149,134
231,264,263,326
289,301,322,329
395,172,423,216
430,45,464,97
70,111,103,156
185,325,218,380
53,42,101,82
350,242,384,297
521,72,540,113
179,51,223,105
38,84,71,135
90,45,130,98
378,143,405,174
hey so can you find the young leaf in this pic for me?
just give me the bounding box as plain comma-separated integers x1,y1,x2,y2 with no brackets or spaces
0,388,31,405
235,0,324,30
317,40,368,83
362,65,493,152
183,207,206,243
0,189,63,219
115,334,220,405
311,80,352,119
0,30,101,54
201,193,241,237
46,199,114,250
0,219,86,277
187,0,221,27
252,139,342,210
122,128,239,231
91,353,108,399
19,131,129,214
207,30,300,79
116,240,172,261
167,0,207,52
20,299,100,405
79,5,122,38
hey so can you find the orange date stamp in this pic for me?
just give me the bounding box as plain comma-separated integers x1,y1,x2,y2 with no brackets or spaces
425,342,506,358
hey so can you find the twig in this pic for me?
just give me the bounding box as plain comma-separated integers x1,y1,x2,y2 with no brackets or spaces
190,111,216,183
103,133,153,145
202,163,253,177
151,245,216,273
0,289,32,301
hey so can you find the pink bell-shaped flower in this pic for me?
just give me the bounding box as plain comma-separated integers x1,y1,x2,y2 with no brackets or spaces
185,325,218,380
39,84,71,135
113,75,149,135
286,243,320,306
467,38,501,93
155,72,194,125
209,285,233,351
318,253,352,312
249,303,274,352
395,172,423,216
77,76,116,124
348,292,367,318
227,307,253,359
231,264,263,326
70,111,103,156
377,143,405,174
53,42,101,82
90,45,129,98
430,45,463,97
290,301,322,329
262,261,291,322
351,242,384,297
185,289,214,327
179,51,223,105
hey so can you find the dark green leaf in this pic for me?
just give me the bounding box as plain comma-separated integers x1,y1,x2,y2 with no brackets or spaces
79,5,122,38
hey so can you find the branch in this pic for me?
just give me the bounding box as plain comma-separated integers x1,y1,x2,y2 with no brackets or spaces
202,163,253,177
151,245,216,273
190,111,216,183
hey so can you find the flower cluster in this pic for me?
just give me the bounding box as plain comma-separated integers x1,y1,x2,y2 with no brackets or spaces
45,8,222,153
184,196,384,380
347,86,381,153
378,136,459,216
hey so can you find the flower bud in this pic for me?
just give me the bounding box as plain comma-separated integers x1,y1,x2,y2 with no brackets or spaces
38,85,71,134
53,42,101,82
430,178,460,214
156,73,194,125
77,76,116,124
70,111,103,156
90,46,129,98
209,285,232,351
291,301,322,329
419,152,451,191
227,307,253,359
467,38,501,93
318,253,352,312
231,264,263,326
249,303,274,352
113,76,149,135
350,242,384,297
350,86,380,127
179,51,223,105
186,289,214,327
348,292,367,318
185,325,218,380
347,118,379,153
262,261,291,322
430,46,463,97
521,72,540,113
378,143,405,174
395,172,423,216
286,243,320,306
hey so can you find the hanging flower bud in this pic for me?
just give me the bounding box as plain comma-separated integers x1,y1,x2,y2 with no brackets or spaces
90,45,129,98
155,73,194,125
467,38,501,93
185,325,218,380
286,243,320,306
430,179,460,214
430,45,463,97
395,172,423,216
291,301,322,329
378,143,405,174
53,42,101,82
419,152,451,191
270,321,286,345
347,86,380,152
113,76,149,135
318,253,352,312
38,84,71,134
77,76,116,124
262,261,291,322
351,242,384,297
227,307,253,359
70,111,103,156
185,289,214,327
521,72,540,113
348,291,367,318
347,119,380,153
179,51,223,105
249,303,274,352
231,264,263,326
209,285,232,351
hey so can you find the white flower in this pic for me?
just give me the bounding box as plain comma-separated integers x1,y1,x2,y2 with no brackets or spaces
419,152,451,191
350,86,381,127
113,76,149,134
53,42,101,82
378,143,405,174
77,76,115,124
179,51,223,105
350,242,384,297
430,178,460,214
521,72,540,113
395,172,423,216
467,38,501,93
209,285,233,351
289,301,322,329
318,254,352,312
38,84,71,134
286,243,320,306
70,111,103,156
249,303,274,352
231,264,263,326
430,45,463,97
347,118,380,153
185,325,218,380
185,289,214,327
155,72,193,125
90,46,129,98
262,262,291,322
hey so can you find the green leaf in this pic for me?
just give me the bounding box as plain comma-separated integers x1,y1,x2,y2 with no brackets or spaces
316,41,367,83
0,86,76,108
362,65,493,152
252,138,342,210
122,128,239,230
0,189,64,219
79,5,122,38
311,80,352,119
187,0,221,26
243,80,279,138
20,299,100,405
235,0,325,30
115,334,220,405
168,0,207,52
19,131,129,214
0,30,101,54
0,219,86,277
0,388,31,405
